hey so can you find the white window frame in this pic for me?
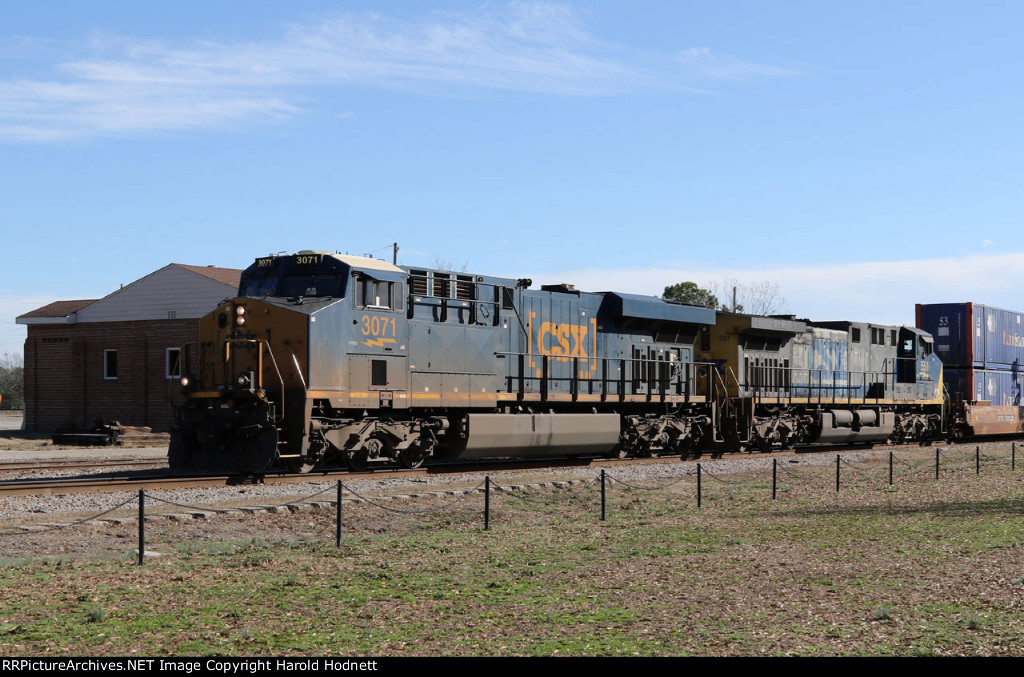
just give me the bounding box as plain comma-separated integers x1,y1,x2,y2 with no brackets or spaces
103,349,118,380
166,347,181,380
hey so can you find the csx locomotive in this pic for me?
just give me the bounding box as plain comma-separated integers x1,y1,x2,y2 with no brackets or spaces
168,251,945,472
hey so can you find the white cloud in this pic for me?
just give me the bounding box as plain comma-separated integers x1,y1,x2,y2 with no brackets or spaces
531,252,1024,326
0,3,797,142
676,47,799,80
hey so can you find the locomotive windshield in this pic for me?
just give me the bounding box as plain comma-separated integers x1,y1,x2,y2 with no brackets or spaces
280,275,344,298
239,253,350,299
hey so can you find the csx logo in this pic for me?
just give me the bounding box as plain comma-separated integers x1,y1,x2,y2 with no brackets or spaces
536,321,590,359
529,313,597,378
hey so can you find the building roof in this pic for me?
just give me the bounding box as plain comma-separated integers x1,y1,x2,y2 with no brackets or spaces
17,299,98,322
172,264,243,287
17,262,244,326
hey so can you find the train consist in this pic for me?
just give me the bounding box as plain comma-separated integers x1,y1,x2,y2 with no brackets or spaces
169,250,952,473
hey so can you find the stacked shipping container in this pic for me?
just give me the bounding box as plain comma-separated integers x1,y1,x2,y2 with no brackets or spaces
917,302,1024,409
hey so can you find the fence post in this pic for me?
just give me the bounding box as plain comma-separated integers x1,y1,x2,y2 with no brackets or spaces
835,454,840,493
138,489,145,566
600,469,606,521
889,451,894,486
336,480,343,548
484,476,491,531
1014,442,1017,471
697,463,702,508
935,448,940,480
976,445,980,475
772,458,777,500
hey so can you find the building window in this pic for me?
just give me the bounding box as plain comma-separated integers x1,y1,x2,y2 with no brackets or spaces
104,350,118,380
166,348,181,379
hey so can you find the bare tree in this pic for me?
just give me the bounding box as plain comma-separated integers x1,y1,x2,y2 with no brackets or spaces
708,278,787,316
0,351,24,410
431,257,469,272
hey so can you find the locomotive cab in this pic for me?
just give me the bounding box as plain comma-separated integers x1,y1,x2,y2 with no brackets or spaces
170,251,410,472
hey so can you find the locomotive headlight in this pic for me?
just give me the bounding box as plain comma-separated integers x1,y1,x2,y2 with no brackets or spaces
235,305,246,316
180,376,190,388
236,316,247,326
234,305,247,326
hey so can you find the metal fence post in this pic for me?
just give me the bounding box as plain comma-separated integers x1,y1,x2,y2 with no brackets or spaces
336,480,343,547
484,476,491,530
697,463,702,508
772,458,777,500
138,489,145,566
889,451,894,486
835,454,840,493
935,448,940,480
600,469,606,521
976,445,980,475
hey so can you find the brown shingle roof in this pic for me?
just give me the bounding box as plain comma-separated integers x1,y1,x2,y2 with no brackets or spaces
172,264,243,287
17,299,98,320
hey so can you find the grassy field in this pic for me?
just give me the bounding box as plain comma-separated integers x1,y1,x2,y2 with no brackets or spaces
1,450,1023,656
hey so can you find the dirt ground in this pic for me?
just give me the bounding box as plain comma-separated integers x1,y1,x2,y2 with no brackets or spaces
0,411,23,432
0,411,167,456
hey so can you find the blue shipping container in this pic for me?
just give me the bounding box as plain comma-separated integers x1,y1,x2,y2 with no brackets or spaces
944,367,1024,406
916,302,1024,369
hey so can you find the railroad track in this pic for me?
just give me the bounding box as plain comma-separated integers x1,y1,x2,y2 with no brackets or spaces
0,454,693,497
0,439,1004,498
0,459,165,474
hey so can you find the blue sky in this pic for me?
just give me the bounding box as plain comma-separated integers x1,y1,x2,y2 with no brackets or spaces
2,1,1024,354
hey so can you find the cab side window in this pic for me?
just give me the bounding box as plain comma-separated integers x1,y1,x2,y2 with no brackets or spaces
358,278,404,311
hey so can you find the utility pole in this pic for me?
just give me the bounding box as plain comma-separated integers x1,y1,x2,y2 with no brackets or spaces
392,242,399,265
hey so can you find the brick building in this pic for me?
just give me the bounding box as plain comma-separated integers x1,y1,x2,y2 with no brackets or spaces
17,264,242,432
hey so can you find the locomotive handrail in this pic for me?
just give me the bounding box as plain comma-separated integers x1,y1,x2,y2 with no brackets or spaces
494,351,715,402
736,362,928,404
223,337,286,423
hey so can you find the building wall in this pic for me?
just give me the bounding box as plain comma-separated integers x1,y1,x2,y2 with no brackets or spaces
23,320,197,432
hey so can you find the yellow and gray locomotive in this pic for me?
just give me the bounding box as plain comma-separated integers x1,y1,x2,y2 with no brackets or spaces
694,314,944,452
170,251,718,472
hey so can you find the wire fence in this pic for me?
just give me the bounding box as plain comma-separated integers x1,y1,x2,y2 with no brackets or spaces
1,442,1020,563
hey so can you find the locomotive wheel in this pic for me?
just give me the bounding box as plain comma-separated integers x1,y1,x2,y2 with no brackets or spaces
348,436,387,472
397,443,428,469
345,448,370,472
398,450,425,469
